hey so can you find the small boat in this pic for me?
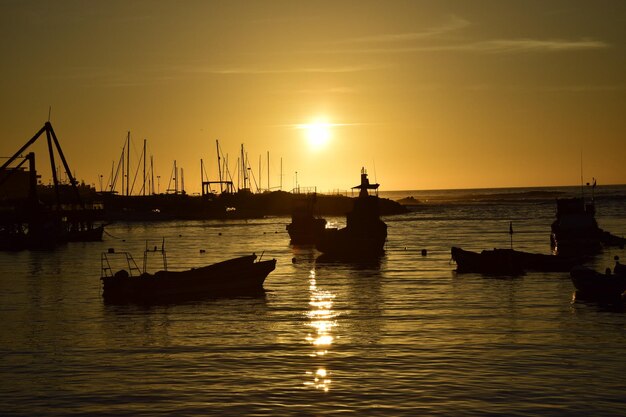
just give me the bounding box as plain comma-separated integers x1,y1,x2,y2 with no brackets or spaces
451,246,581,274
550,197,602,255
570,260,626,301
550,194,625,255
100,244,276,304
286,192,326,244
316,168,387,260
66,224,105,242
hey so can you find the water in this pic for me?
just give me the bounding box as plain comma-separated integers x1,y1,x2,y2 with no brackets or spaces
1,186,625,416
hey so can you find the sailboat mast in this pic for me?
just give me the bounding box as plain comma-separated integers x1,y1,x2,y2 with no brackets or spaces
151,155,154,195
126,131,130,196
216,140,223,193
143,139,146,196
267,151,270,191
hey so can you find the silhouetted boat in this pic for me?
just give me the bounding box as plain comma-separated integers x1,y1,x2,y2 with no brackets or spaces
316,168,387,259
451,246,581,274
65,223,105,242
550,197,602,255
570,261,626,301
550,195,625,255
286,192,326,244
100,245,276,304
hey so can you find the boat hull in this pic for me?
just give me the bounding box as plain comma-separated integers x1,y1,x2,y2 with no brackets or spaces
570,266,626,301
451,246,581,274
316,227,386,260
101,254,276,304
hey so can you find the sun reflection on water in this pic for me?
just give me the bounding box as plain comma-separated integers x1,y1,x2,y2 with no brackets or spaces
304,268,337,392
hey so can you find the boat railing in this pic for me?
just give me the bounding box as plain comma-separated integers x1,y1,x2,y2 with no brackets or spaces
101,248,142,278
143,238,167,274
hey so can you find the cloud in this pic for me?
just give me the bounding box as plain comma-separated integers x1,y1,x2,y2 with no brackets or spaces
334,16,470,44
310,38,609,55
186,64,385,74
464,38,609,53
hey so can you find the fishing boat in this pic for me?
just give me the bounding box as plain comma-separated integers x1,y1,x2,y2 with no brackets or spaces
570,259,626,301
100,243,276,303
316,168,387,259
550,197,602,255
550,193,625,255
451,246,582,274
286,191,327,244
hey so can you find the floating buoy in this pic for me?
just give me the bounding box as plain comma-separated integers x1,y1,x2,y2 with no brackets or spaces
292,257,297,264
200,249,206,253
218,232,222,236
421,249,427,256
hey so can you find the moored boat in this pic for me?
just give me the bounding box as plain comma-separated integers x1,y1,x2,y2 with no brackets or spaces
100,246,276,304
550,193,625,255
451,246,582,274
286,191,326,244
570,261,626,301
316,168,387,260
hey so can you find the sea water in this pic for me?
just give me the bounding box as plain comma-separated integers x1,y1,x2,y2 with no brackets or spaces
1,185,625,416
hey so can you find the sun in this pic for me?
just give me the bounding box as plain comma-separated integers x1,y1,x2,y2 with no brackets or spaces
302,120,332,150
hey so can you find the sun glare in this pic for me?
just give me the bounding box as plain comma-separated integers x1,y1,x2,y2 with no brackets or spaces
302,120,331,150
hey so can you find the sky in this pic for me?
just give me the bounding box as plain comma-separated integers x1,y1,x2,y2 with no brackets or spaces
1,0,625,194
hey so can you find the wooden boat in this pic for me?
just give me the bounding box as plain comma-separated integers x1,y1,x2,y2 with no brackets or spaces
570,263,626,301
100,245,276,303
451,246,581,274
316,168,387,260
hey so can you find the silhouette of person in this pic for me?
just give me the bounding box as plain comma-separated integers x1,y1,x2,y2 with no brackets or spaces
614,256,625,275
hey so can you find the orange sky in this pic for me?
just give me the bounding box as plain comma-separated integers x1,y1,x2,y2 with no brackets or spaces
1,1,625,194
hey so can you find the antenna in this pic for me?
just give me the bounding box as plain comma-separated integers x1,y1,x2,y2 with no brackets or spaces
48,106,52,122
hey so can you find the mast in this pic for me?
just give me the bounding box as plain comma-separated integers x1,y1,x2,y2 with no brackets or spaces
143,139,146,196
181,167,184,194
216,140,223,193
150,155,154,195
110,160,114,192
126,131,130,196
241,144,246,190
267,151,270,191
121,146,125,196
280,157,283,191
174,160,178,194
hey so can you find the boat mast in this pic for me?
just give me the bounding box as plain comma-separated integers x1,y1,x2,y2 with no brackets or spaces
267,151,270,191
241,144,246,190
150,155,154,195
142,139,146,196
126,131,130,196
216,140,223,193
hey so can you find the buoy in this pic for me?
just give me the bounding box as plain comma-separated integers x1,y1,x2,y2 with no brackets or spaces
200,249,206,253
218,232,222,236
292,257,297,264
421,249,427,256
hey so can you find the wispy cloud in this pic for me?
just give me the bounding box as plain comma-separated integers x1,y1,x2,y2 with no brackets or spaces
311,38,609,55
334,16,470,44
310,13,609,56
185,64,385,75
464,38,609,53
